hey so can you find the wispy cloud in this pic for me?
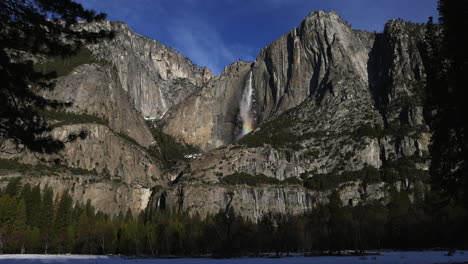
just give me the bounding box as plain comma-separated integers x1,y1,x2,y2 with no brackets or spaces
79,0,255,75
163,13,254,75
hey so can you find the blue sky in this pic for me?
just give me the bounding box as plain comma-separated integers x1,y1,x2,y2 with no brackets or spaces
76,0,438,75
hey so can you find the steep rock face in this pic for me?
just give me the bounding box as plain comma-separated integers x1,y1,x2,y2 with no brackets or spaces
2,11,431,220
47,124,163,185
1,19,219,215
79,21,213,119
42,63,154,147
367,19,429,163
164,11,384,150
0,123,165,215
369,19,427,126
252,11,373,122
2,19,215,216
162,61,252,151
164,11,428,154
155,181,388,222
0,172,153,216
156,11,430,218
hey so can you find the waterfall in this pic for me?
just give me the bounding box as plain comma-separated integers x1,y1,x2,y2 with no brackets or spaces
239,71,255,136
158,86,168,119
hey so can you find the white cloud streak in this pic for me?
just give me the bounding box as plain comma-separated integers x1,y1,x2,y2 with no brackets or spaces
78,0,260,74
164,14,255,75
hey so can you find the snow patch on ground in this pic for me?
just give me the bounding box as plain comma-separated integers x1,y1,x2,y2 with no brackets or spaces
1,251,468,264
184,153,201,159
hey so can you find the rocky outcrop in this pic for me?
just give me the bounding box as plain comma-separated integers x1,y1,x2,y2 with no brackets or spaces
2,11,431,220
42,63,154,147
162,61,252,151
252,11,373,122
163,12,386,148
0,172,152,216
163,11,428,151
155,181,389,222
0,123,165,215
155,11,430,218
1,17,218,215
47,124,163,185
368,19,427,125
79,21,213,119
1,19,214,216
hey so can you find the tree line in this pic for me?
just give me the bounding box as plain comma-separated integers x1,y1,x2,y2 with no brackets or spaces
0,178,466,256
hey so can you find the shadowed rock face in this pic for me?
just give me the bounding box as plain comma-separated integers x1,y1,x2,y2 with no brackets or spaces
1,11,430,220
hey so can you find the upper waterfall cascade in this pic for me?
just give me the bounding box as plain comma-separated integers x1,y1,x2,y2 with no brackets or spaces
239,71,255,136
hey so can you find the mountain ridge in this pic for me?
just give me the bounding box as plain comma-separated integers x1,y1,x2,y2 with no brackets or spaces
0,10,430,220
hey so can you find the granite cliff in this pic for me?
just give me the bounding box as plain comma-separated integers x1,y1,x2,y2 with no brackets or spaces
80,20,213,120
0,11,430,220
157,11,430,220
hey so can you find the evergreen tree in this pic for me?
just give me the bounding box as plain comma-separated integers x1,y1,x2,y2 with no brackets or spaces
96,215,117,254
76,210,98,253
39,185,54,253
26,227,41,253
386,190,411,248
426,0,468,207
5,177,22,197
364,202,388,250
19,183,31,201
21,184,42,227
0,195,26,253
257,213,275,253
119,211,141,255
326,190,350,254
54,191,73,253
0,0,111,153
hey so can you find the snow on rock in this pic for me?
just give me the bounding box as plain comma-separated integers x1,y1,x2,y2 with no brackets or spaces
184,153,202,159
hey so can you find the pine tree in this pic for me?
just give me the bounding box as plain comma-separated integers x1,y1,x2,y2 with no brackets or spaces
76,210,97,253
19,183,31,201
5,178,22,197
0,195,27,253
85,199,95,218
326,190,350,254
26,227,41,253
39,185,54,253
54,191,73,253
0,0,111,153
119,210,141,255
21,184,42,227
386,190,411,248
95,216,117,254
29,185,42,227
426,0,468,207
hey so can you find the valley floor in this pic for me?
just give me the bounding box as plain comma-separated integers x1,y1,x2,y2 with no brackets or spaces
1,251,468,264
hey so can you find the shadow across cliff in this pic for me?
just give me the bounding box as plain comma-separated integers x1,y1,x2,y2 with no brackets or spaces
367,32,392,127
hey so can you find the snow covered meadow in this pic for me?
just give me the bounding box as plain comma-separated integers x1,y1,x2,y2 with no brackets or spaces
1,251,468,264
